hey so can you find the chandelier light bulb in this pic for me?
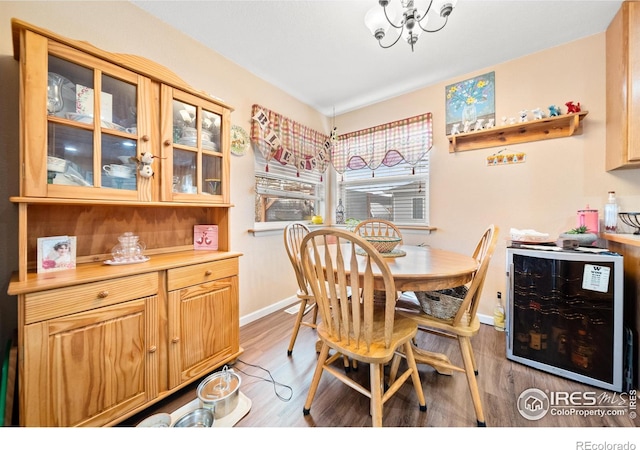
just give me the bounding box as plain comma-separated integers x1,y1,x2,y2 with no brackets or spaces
366,0,456,51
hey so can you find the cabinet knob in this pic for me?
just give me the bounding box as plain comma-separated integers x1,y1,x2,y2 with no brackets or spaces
142,135,150,142
97,290,109,298
205,270,213,276
148,345,157,353
171,337,180,344
164,139,172,146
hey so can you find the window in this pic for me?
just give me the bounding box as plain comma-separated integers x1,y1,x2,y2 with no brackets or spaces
337,158,429,225
254,151,324,223
251,104,329,225
333,112,432,226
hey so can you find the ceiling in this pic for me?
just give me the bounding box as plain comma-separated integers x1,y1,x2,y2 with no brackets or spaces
130,0,623,117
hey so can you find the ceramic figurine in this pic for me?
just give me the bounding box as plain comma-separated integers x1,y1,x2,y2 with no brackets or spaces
473,118,485,131
565,101,581,113
501,116,508,126
485,118,495,129
549,105,561,116
509,117,517,125
463,121,472,133
519,110,528,123
532,107,545,120
136,151,161,178
450,123,461,135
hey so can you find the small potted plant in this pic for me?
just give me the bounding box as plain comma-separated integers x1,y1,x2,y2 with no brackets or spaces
559,225,598,246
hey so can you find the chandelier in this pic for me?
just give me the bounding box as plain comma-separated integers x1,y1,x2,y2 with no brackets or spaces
364,0,457,51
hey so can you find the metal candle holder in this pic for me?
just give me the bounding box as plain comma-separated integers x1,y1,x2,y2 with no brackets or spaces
618,212,640,235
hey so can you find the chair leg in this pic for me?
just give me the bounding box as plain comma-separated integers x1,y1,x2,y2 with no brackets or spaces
469,341,479,376
459,336,485,426
387,352,401,385
303,342,330,415
343,355,351,373
403,342,427,412
287,299,309,356
370,363,384,427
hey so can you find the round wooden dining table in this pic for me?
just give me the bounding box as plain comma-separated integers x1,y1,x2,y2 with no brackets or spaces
322,243,478,292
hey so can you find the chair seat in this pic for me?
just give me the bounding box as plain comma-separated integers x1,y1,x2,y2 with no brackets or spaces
317,310,418,364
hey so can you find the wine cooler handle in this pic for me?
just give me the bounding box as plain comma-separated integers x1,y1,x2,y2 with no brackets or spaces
506,262,514,352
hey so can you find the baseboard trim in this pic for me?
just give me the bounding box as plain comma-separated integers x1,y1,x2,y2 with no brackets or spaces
239,295,298,327
241,298,496,328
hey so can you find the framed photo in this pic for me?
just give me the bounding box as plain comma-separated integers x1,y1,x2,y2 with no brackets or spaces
37,235,77,273
445,71,495,135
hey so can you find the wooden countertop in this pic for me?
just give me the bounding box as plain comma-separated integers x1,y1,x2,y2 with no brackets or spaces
8,249,243,295
601,233,640,247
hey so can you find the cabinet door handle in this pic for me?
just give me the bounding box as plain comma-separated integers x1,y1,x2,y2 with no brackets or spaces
171,337,180,344
97,290,109,298
148,345,157,353
141,135,150,142
205,270,213,276
164,139,172,146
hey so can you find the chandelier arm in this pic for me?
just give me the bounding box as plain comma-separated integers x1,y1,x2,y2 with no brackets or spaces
378,29,405,49
383,4,405,30
417,15,449,33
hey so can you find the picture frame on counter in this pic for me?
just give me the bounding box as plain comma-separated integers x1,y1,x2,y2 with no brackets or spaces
37,235,77,273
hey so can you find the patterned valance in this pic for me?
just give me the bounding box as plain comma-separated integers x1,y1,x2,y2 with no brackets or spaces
251,104,331,176
331,113,433,174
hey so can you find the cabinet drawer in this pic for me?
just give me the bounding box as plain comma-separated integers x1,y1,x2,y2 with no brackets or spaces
24,273,158,324
167,258,238,291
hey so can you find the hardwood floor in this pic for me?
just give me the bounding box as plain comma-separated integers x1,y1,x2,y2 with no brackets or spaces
122,306,639,428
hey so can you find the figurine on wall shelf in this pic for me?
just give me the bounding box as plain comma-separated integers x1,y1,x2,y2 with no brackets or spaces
463,121,472,133
565,101,581,113
519,110,529,123
473,118,485,131
501,116,508,126
548,105,561,116
532,108,545,120
450,123,461,135
485,118,495,129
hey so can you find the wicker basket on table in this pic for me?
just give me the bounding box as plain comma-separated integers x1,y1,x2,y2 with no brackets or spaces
363,236,401,253
414,285,469,320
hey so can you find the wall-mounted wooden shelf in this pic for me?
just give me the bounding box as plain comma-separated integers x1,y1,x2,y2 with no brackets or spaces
448,111,588,153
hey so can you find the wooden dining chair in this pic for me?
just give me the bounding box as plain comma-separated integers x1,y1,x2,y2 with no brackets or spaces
393,224,499,427
284,222,318,356
353,218,403,243
300,228,426,427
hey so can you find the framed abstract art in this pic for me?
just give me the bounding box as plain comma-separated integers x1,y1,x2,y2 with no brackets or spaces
445,71,495,135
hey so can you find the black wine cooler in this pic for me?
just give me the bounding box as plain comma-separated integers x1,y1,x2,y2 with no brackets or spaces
506,247,624,391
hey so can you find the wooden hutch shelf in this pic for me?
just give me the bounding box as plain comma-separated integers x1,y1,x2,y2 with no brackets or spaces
448,111,588,153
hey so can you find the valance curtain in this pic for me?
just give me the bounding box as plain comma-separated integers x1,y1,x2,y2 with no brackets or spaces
331,113,433,174
250,104,331,176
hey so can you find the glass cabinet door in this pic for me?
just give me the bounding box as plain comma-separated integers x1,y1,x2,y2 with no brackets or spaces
46,51,142,199
166,91,227,202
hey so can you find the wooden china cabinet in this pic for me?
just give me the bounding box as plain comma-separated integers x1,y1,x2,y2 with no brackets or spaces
8,19,242,427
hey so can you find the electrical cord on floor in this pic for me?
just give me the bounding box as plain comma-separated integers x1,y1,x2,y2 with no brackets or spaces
233,359,293,402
